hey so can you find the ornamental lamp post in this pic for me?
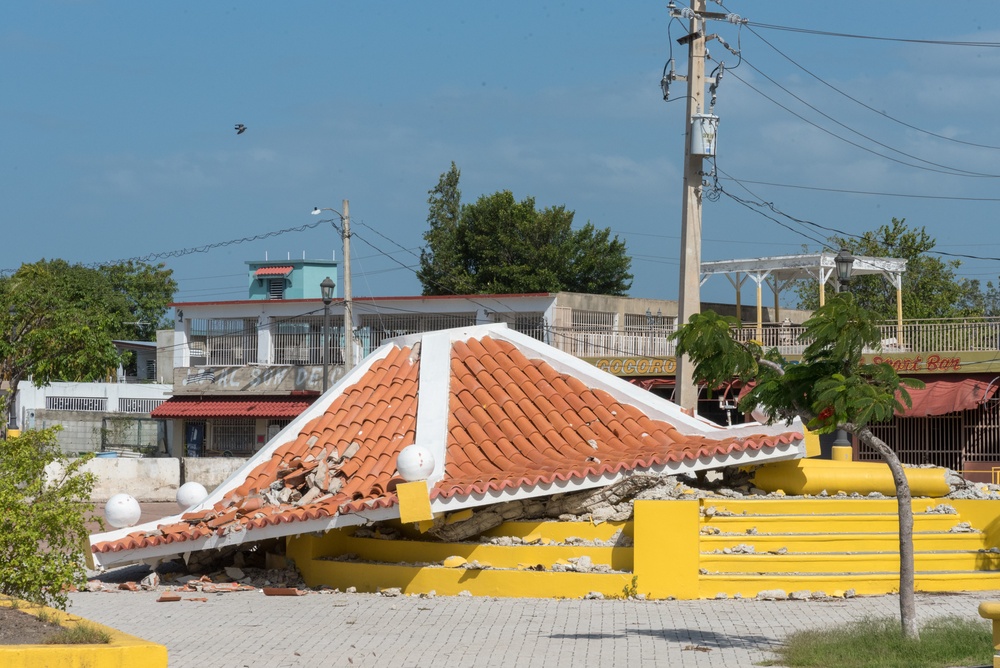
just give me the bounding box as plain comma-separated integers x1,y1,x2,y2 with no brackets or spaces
834,248,855,292
320,276,336,393
831,248,856,460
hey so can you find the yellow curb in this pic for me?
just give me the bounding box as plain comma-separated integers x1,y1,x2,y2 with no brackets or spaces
0,597,168,668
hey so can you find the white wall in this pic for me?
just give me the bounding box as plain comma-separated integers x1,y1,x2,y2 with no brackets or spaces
48,456,251,502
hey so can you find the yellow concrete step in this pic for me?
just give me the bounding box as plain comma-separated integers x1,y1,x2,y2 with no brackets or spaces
699,570,1000,599
701,512,962,534
300,558,635,599
700,531,985,553
700,550,1000,574
699,498,954,516
478,520,633,542
333,534,635,571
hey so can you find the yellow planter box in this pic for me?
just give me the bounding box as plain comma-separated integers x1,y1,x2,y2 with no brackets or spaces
0,597,167,668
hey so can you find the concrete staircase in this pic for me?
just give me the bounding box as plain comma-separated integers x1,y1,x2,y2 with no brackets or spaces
695,498,1000,598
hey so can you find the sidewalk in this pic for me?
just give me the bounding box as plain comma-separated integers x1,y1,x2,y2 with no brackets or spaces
67,575,995,668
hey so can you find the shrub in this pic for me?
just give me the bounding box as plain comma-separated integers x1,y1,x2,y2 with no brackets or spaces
0,427,98,610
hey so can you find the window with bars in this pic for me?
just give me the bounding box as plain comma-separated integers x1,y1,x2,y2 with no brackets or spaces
490,312,546,341
188,318,259,366
623,312,675,333
359,312,477,348
210,419,257,455
273,317,344,365
571,310,615,332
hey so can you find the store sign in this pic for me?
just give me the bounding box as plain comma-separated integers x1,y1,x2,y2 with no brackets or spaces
862,354,963,373
590,357,677,376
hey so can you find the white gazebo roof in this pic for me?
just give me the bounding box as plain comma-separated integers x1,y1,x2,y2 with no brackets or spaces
699,251,907,338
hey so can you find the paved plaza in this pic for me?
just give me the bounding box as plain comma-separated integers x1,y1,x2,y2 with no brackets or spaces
67,575,995,668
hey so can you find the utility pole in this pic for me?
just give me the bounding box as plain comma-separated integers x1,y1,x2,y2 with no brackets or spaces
342,199,354,371
675,0,707,413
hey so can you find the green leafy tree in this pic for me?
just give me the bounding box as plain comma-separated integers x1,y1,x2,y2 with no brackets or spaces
418,165,633,295
0,426,98,610
796,218,983,320
0,259,175,427
100,260,177,341
672,294,924,639
418,162,467,294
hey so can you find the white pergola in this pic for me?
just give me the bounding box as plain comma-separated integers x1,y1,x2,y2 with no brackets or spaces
701,252,907,342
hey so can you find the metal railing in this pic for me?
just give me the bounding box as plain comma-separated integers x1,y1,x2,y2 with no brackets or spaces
179,315,1000,366
731,317,1000,356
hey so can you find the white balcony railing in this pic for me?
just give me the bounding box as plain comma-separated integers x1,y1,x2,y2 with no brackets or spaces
180,316,1000,368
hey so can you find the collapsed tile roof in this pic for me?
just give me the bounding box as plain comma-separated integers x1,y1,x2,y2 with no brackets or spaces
90,324,805,568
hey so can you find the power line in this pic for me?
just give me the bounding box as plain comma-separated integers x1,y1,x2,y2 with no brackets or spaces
745,26,1000,152
721,56,1000,178
716,176,1000,202
746,22,1000,48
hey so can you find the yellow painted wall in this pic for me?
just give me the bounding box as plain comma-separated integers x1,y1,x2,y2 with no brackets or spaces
632,499,699,600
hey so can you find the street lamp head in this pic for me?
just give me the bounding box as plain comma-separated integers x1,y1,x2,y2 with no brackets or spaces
312,207,321,215
834,248,856,286
320,276,336,305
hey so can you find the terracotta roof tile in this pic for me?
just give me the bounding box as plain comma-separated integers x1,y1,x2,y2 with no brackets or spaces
151,396,314,419
92,332,802,561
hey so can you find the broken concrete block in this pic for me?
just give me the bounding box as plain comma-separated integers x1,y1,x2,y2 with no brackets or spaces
140,572,160,590
756,589,787,600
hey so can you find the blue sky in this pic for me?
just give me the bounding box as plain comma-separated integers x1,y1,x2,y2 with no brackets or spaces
3,2,999,306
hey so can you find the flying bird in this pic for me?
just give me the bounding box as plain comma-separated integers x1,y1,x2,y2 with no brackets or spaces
235,124,246,135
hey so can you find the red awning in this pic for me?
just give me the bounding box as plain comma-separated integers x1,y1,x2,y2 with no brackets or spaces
897,377,998,417
151,396,313,419
254,266,293,277
737,376,997,419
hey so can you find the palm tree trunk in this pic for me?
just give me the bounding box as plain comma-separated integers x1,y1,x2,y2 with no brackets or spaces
853,424,919,641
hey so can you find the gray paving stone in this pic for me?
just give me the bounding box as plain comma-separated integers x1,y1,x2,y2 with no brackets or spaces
66,586,996,667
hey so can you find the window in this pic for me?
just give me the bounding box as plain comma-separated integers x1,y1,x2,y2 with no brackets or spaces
268,279,285,300
210,419,257,456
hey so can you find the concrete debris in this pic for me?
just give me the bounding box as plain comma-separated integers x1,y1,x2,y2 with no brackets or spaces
584,592,604,600
756,589,787,601
140,572,160,590
948,522,977,533
378,588,402,597
925,504,957,514
789,590,812,600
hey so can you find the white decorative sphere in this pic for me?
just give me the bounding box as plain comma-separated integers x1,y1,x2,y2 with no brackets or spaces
396,444,435,482
105,493,142,529
176,481,208,509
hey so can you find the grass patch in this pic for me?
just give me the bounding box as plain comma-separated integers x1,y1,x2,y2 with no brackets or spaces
44,622,112,645
763,616,991,668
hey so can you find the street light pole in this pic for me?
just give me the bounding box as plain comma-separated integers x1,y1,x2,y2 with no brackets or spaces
341,199,353,372
831,248,856,460
312,199,354,372
320,277,335,393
